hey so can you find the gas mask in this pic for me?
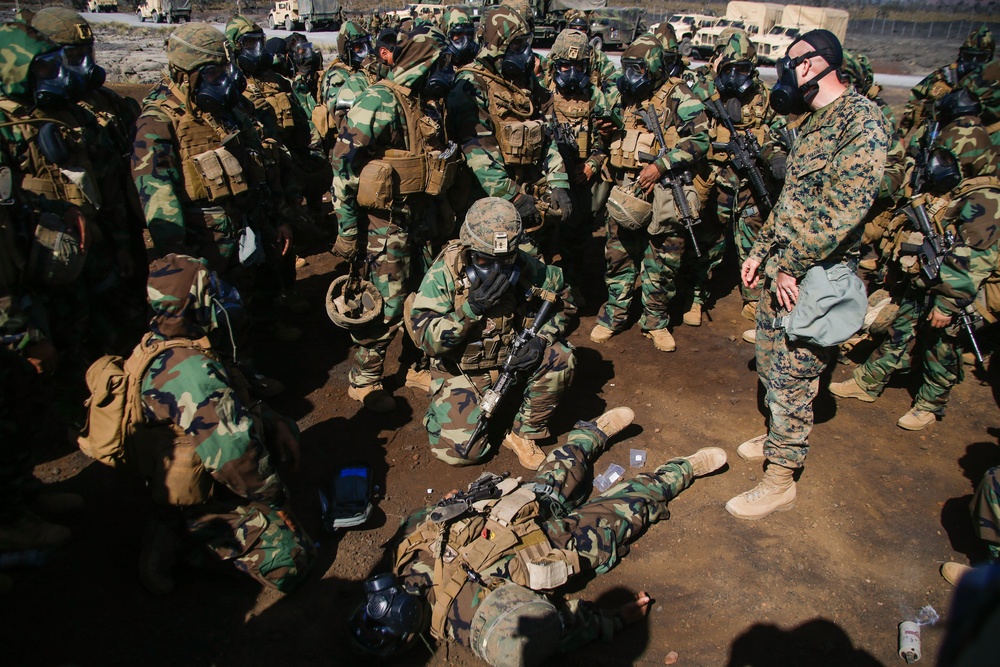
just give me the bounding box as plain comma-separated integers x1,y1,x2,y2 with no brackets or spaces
347,35,372,69
62,44,106,91
500,34,534,79
926,147,962,193
618,58,653,100
716,61,755,98
956,48,991,79
349,573,428,658
30,50,82,109
423,54,455,99
770,49,834,116
236,31,268,74
194,62,244,115
552,59,588,93
447,26,478,66
663,53,684,79
935,88,981,127
464,249,521,290
291,41,317,75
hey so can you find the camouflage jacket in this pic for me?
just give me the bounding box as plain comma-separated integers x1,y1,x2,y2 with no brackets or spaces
447,63,570,200
320,58,354,108
899,63,961,136
409,244,575,363
331,60,384,131
242,70,314,151
750,89,891,280
592,48,618,90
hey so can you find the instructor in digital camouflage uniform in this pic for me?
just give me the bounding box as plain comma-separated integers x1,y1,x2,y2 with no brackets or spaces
407,198,576,469
129,254,313,594
348,406,727,666
729,30,890,520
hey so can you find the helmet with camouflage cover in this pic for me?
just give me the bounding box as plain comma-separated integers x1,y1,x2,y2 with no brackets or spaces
326,274,383,330
550,29,591,91
480,5,532,69
652,21,679,53
715,29,757,69
840,50,874,95
31,6,94,46
461,197,523,255
550,28,591,63
390,26,450,93
0,22,64,105
225,15,268,74
934,118,997,180
147,254,231,340
469,584,562,667
166,22,229,73
338,21,372,69
619,35,668,98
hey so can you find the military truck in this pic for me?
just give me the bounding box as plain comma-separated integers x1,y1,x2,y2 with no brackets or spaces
137,0,191,23
754,5,849,63
385,1,446,24
528,0,607,44
588,7,645,51
665,13,719,57
87,0,118,13
692,2,782,60
268,0,343,32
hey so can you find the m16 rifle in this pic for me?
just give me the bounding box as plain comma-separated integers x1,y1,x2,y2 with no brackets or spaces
546,110,578,162
429,471,511,524
705,93,774,218
634,105,701,257
910,118,940,195
458,291,558,458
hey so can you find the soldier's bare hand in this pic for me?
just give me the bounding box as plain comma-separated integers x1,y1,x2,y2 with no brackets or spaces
775,271,799,310
741,257,761,289
66,207,86,252
618,590,653,625
927,308,952,328
637,163,662,191
276,224,293,256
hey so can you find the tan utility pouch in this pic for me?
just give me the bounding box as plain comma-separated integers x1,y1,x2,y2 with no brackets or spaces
516,549,581,590
190,147,248,202
272,92,296,130
650,182,699,236
983,278,1000,314
610,129,657,170
383,149,426,195
498,120,544,166
357,159,395,210
425,149,461,196
131,426,214,507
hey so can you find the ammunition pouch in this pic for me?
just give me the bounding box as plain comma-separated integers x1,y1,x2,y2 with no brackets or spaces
650,181,699,236
190,147,249,203
425,148,461,196
497,119,545,166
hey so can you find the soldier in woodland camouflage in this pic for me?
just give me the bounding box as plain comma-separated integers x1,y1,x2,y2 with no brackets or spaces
566,12,617,90
407,198,576,469
940,466,1000,586
830,119,999,431
331,27,458,412
898,26,994,137
962,59,1000,148
349,408,727,665
131,254,313,594
330,28,398,136
589,35,710,354
319,22,375,133
441,7,479,68
730,30,890,520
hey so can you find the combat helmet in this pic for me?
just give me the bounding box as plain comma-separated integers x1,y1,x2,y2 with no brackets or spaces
461,197,523,255
326,274,383,330
468,584,562,667
225,15,267,74
31,6,94,46
549,29,591,91
479,5,532,76
338,21,371,69
0,22,71,107
841,50,875,96
619,35,668,99
167,22,228,73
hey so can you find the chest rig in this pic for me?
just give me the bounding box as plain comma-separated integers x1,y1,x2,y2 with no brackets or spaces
551,88,594,160
709,87,772,163
245,74,297,132
465,66,546,167
609,80,682,171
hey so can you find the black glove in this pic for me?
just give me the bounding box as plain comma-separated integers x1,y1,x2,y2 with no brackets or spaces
508,335,546,373
770,155,787,181
467,270,511,316
550,188,573,223
512,193,539,224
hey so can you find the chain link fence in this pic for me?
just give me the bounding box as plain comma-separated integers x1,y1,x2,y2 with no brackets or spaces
849,17,1000,41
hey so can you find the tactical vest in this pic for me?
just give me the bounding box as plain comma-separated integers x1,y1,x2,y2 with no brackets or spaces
609,80,682,171
79,88,133,157
462,66,546,166
245,75,297,132
0,99,101,214
709,87,771,164
394,477,580,641
551,90,593,160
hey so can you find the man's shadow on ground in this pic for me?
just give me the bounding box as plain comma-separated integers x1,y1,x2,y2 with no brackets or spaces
725,618,883,667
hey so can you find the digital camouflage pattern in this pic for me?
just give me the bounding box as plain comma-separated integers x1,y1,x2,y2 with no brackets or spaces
410,241,576,464
750,88,890,469
972,467,1000,560
30,6,94,46
165,22,227,73
141,255,314,591
393,421,697,653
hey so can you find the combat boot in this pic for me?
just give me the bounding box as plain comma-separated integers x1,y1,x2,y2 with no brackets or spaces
741,301,757,321
683,303,702,327
405,367,431,393
139,516,178,596
28,492,83,516
829,378,877,403
644,328,676,352
0,512,71,552
680,447,727,476
736,434,767,461
859,257,878,271
348,383,396,413
742,329,756,343
941,562,972,587
725,465,796,520
594,407,635,440
502,432,546,470
590,324,614,343
897,408,936,431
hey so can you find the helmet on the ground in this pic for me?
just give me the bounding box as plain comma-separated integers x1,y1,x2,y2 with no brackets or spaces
167,22,228,73
469,584,562,667
326,275,383,330
461,197,523,255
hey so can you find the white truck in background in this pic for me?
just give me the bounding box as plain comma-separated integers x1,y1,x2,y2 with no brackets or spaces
691,2,782,60
665,13,719,57
754,5,849,63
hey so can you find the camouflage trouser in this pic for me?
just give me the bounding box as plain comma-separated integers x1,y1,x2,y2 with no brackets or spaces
972,467,1000,560
688,186,726,307
181,500,315,593
598,220,685,332
555,179,596,289
756,288,833,470
533,422,695,574
349,213,411,388
718,172,765,305
0,348,45,523
424,342,576,465
852,287,963,414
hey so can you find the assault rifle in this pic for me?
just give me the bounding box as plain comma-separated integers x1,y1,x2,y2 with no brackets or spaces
957,307,985,365
705,94,774,218
458,292,558,458
910,118,940,195
545,110,579,162
430,472,510,524
635,105,702,257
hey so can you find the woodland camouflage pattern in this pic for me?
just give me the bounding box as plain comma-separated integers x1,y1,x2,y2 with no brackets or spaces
972,467,1000,561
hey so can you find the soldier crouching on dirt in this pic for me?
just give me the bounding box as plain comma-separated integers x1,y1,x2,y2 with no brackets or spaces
406,198,576,470
116,254,314,594
348,407,727,665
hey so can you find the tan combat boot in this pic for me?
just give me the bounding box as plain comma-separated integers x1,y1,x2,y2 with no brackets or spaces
138,516,179,596
742,329,756,343
829,378,877,403
741,301,757,321
502,432,546,470
644,328,676,352
725,465,796,520
405,367,431,393
737,434,768,461
941,562,972,587
590,324,614,343
681,447,727,476
348,383,396,413
594,407,635,440
898,408,936,431
683,303,702,327
0,511,71,551
859,257,878,271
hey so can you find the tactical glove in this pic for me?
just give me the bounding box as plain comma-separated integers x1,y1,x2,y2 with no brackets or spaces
508,335,546,373
467,271,511,316
550,188,573,223
512,193,539,225
770,155,787,181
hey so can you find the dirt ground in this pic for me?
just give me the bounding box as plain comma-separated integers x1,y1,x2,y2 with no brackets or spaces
3,10,1000,667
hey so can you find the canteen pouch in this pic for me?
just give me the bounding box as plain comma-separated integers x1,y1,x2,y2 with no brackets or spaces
497,120,544,166
357,159,395,210
650,182,699,236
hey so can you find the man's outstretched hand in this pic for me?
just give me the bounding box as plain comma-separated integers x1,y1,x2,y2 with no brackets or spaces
618,590,653,625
